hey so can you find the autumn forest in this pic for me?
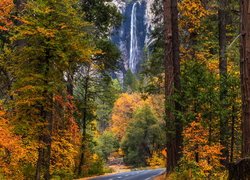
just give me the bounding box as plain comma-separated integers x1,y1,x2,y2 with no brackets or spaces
0,0,250,179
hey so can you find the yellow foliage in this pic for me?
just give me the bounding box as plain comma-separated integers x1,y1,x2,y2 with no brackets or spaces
36,27,56,38
146,151,165,168
179,0,212,33
51,133,80,175
145,95,165,122
118,148,125,156
178,0,218,67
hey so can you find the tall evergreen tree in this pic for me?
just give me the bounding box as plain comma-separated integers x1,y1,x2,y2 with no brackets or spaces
228,0,250,178
219,0,229,165
163,0,182,172
241,0,250,158
81,0,122,37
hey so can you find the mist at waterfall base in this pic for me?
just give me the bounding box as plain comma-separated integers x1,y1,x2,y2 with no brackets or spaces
112,0,149,78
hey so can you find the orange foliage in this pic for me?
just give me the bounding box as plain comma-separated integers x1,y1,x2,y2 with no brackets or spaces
182,114,223,175
0,108,26,178
53,95,81,143
110,93,144,139
0,0,14,31
110,93,164,139
51,95,81,174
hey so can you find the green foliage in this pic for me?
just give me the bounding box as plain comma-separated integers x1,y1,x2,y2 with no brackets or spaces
178,59,219,125
21,163,36,180
5,0,95,134
96,79,122,131
65,0,121,176
94,131,119,160
123,70,139,92
103,166,114,174
170,166,228,180
81,0,122,37
87,159,105,176
141,54,164,94
95,40,121,72
51,169,74,180
121,105,165,167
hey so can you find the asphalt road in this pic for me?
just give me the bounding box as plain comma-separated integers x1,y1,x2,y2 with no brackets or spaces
88,168,165,180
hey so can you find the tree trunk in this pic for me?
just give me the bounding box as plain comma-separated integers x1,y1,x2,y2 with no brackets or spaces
67,68,74,96
44,100,53,180
228,158,250,179
172,0,182,167
228,0,250,177
164,0,175,172
35,148,43,180
15,0,25,11
219,0,229,165
241,0,250,158
230,104,236,162
35,96,53,180
77,65,91,177
35,49,53,180
219,0,228,77
163,0,181,173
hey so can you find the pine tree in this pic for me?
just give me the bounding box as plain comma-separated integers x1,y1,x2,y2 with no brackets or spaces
241,0,250,159
219,0,229,165
163,0,182,172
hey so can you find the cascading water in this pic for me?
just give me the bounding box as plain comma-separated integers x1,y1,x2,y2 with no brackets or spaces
112,0,149,75
129,2,138,73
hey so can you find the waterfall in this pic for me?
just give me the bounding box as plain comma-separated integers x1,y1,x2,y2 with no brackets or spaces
129,2,138,73
112,0,148,75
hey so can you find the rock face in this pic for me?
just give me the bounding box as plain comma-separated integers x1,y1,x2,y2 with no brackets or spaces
112,0,154,75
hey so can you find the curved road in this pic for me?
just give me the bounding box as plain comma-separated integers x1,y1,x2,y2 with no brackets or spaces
88,168,165,180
